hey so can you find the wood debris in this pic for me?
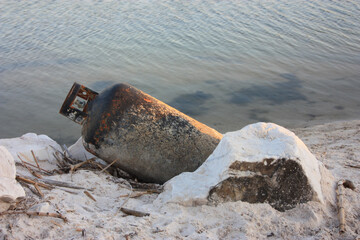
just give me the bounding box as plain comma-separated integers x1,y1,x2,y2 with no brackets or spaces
345,164,360,169
0,211,68,222
120,207,150,217
30,150,41,170
50,220,63,228
19,181,43,198
84,191,96,202
52,147,103,174
17,154,43,179
126,180,163,193
70,158,96,174
100,158,119,173
336,179,356,234
15,161,53,175
336,180,346,233
37,178,89,190
119,189,161,198
16,175,53,190
33,183,44,198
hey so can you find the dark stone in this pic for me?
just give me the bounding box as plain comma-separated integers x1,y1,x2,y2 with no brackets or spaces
208,159,314,211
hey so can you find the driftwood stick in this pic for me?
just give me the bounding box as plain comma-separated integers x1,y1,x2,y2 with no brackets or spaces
53,152,63,164
31,150,41,170
19,182,43,198
336,179,356,234
18,154,42,179
49,220,63,228
84,191,96,202
126,180,163,192
345,164,360,169
53,153,65,169
37,178,89,190
92,162,110,174
70,158,96,173
18,161,52,175
0,211,68,222
119,189,162,198
16,176,52,190
33,183,44,198
337,180,346,233
50,145,64,157
100,159,119,173
64,156,78,165
120,207,150,217
17,175,91,194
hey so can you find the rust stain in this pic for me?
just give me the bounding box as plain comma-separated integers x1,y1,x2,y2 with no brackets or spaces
59,82,98,125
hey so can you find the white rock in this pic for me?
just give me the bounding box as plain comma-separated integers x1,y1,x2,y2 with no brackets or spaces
68,137,97,161
0,146,25,212
156,122,325,209
0,133,62,171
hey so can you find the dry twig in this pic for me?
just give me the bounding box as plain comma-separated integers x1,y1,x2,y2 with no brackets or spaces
16,161,52,175
100,158,119,173
119,189,161,198
37,178,89,190
50,220,63,227
337,180,346,233
126,179,163,192
345,164,360,169
16,176,52,190
120,207,150,217
70,158,96,174
19,182,43,198
0,211,68,222
336,179,356,234
17,154,42,179
31,150,40,170
84,191,96,202
33,183,44,198
92,162,111,175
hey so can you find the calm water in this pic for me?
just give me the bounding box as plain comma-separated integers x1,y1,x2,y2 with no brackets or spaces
1,0,360,144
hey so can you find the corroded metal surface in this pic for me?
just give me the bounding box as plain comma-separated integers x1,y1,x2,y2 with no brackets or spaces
81,83,223,183
59,83,98,124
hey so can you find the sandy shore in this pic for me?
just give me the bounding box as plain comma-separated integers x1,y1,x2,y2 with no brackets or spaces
0,120,359,239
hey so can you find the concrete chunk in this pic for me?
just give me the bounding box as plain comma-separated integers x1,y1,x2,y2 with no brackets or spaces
156,123,326,211
0,146,25,212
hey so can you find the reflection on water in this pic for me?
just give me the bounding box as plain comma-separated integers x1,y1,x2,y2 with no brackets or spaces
0,0,359,144
229,73,307,105
170,91,214,116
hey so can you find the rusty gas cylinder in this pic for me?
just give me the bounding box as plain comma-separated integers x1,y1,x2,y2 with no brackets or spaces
60,83,222,183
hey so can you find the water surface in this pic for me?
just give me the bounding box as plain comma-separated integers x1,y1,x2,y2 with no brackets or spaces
0,0,359,144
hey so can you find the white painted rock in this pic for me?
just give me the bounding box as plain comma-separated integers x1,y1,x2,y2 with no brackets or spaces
68,137,97,161
0,133,62,171
0,146,25,212
156,122,325,211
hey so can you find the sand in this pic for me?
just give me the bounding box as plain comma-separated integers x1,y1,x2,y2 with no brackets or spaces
0,120,359,240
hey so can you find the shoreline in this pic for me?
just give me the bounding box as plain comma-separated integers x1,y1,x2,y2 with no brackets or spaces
0,119,359,239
